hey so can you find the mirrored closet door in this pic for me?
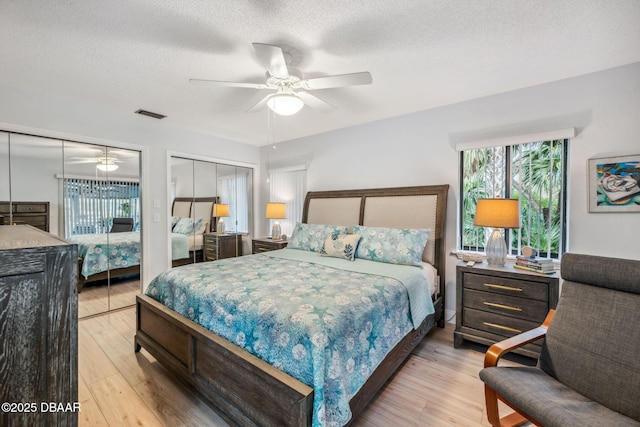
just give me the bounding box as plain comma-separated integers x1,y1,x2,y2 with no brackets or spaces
169,156,252,266
0,130,142,318
64,142,141,317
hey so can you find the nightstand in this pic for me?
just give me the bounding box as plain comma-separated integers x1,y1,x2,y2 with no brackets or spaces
454,261,559,358
203,233,243,261
252,237,288,254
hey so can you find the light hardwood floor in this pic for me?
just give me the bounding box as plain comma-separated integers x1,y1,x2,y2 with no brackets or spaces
79,308,526,426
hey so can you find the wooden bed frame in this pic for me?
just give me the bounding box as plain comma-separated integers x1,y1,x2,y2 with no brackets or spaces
135,185,449,426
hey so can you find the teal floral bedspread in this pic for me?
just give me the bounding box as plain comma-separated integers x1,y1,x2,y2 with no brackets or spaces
69,231,141,278
146,248,434,427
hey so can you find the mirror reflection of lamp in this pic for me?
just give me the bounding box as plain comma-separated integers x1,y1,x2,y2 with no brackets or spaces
473,198,521,266
213,203,230,234
265,202,286,240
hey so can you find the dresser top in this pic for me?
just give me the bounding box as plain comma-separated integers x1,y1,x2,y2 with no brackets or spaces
0,225,69,249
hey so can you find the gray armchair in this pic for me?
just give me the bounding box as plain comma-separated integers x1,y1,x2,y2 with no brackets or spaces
479,253,640,427
110,217,134,233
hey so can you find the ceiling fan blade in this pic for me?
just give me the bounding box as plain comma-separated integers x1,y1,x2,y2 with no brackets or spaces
66,158,100,164
297,72,372,90
252,43,289,79
189,79,268,89
297,92,336,113
246,94,272,113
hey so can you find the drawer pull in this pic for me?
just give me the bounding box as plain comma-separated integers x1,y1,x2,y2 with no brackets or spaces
484,283,523,292
483,302,522,312
483,322,522,333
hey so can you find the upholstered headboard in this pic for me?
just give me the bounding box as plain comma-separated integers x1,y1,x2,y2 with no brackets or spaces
171,196,218,232
302,185,449,291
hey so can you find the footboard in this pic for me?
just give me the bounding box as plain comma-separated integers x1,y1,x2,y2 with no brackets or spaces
135,294,314,427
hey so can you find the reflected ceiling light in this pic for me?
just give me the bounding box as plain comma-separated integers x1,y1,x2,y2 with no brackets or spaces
96,158,119,172
267,93,304,116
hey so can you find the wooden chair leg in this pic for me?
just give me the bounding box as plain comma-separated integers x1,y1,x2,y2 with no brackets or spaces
485,384,501,426
485,385,530,427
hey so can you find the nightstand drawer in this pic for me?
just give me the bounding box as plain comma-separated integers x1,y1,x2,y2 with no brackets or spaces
463,272,548,302
463,307,540,339
15,203,48,213
463,288,548,323
204,245,218,259
253,241,275,252
252,238,288,254
203,233,242,261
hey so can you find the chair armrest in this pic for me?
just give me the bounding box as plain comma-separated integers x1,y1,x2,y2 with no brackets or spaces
484,310,555,368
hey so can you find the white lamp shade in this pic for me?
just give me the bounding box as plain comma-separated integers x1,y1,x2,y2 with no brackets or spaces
267,93,304,116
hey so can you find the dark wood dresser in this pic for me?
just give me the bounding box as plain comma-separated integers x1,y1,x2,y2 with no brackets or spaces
0,225,78,426
454,261,559,358
0,201,50,232
203,233,243,261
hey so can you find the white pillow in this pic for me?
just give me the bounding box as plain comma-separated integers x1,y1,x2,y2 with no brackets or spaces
319,234,362,261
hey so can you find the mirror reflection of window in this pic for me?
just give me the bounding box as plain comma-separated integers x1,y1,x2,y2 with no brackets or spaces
64,141,142,317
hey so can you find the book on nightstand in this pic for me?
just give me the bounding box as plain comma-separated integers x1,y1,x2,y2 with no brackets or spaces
515,255,555,273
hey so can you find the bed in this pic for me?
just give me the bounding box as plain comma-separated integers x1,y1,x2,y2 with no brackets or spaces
171,196,218,264
135,185,448,426
71,231,194,291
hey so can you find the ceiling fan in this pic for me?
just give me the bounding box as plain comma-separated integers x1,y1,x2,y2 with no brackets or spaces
66,149,124,171
190,43,372,115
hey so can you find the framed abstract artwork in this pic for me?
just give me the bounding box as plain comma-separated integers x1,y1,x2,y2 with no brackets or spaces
589,154,640,212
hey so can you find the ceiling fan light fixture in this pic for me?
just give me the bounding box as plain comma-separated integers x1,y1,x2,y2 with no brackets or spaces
96,160,118,172
267,93,304,116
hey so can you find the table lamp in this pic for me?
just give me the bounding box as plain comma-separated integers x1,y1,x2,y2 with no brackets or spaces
474,198,520,266
266,202,286,240
212,203,230,234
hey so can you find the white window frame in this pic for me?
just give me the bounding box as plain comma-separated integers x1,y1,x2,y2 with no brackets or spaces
457,129,573,260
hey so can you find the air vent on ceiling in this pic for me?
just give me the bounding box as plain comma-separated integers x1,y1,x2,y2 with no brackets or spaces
135,109,166,119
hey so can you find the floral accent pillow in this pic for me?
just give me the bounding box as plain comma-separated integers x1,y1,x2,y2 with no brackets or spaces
173,217,203,235
353,225,431,266
319,234,362,261
287,223,349,253
171,216,181,229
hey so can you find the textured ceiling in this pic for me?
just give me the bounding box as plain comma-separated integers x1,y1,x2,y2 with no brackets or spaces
1,0,639,146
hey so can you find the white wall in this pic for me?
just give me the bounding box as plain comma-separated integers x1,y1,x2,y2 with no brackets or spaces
0,83,260,285
2,62,638,309
4,152,63,235
262,62,640,319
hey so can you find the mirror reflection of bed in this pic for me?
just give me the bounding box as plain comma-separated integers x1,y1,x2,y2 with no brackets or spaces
61,140,143,318
0,132,144,318
170,197,217,264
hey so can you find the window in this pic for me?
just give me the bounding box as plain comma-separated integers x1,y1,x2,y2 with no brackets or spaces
269,168,306,237
218,172,250,233
460,139,568,259
63,178,140,237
